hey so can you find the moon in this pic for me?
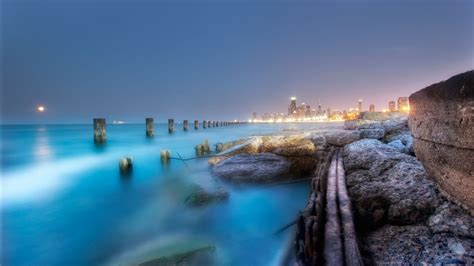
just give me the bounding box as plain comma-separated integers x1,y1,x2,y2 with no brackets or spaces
37,106,45,112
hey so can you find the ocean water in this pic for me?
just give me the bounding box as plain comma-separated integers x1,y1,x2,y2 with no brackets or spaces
1,122,342,266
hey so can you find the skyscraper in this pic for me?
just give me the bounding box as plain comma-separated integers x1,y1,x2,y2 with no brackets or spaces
252,112,257,120
397,97,409,112
357,99,363,112
317,101,322,115
388,101,396,112
369,104,375,112
305,105,311,117
288,97,297,116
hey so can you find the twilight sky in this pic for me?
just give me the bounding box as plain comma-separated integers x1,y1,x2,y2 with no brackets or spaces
1,0,473,124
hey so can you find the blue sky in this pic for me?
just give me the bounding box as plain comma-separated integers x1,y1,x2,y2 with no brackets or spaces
1,0,473,123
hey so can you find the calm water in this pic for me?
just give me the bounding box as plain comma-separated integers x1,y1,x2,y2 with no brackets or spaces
1,122,341,266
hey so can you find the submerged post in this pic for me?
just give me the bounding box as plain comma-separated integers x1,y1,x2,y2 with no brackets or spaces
208,121,212,128
119,156,133,175
93,118,106,144
183,120,189,131
146,118,154,137
194,120,199,130
160,150,171,165
168,119,174,133
203,120,207,129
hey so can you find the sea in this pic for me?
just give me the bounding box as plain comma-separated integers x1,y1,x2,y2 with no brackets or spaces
1,122,342,266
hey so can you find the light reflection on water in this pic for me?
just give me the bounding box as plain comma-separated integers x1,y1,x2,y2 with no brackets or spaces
1,122,342,266
34,126,53,161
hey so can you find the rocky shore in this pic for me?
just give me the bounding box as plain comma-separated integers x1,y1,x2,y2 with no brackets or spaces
207,71,473,265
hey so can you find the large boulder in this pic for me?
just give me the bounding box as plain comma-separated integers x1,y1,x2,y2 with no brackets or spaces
208,137,262,165
213,153,312,183
258,135,316,156
343,139,440,229
408,70,474,210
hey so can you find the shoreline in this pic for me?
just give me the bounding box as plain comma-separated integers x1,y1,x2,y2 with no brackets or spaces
208,114,473,264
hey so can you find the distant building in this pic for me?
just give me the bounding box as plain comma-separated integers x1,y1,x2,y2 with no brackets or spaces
397,97,409,112
297,103,306,118
357,99,363,112
388,101,396,112
327,107,331,116
317,101,322,115
252,112,257,120
305,105,311,117
288,97,297,116
369,104,375,112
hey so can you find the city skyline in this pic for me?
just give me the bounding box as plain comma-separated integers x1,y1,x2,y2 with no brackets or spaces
251,95,410,121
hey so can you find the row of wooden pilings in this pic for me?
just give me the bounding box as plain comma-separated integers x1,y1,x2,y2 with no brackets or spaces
93,118,246,143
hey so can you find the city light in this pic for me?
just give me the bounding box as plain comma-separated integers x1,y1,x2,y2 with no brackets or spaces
250,96,409,122
37,105,45,112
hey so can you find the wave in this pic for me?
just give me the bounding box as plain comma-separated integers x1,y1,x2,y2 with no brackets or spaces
1,145,159,208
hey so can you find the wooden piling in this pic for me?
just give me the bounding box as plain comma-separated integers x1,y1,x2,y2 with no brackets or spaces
194,120,199,130
207,121,211,128
93,118,106,143
183,120,189,131
146,118,154,137
203,139,211,153
168,119,174,133
119,156,133,175
195,144,203,157
160,150,171,165
215,143,223,153
203,120,207,129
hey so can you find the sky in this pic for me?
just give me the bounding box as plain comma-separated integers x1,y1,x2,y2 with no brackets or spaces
1,0,473,124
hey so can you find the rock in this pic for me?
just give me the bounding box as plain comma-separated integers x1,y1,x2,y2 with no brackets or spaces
359,128,385,139
139,246,216,266
343,139,440,229
359,111,407,121
409,70,474,210
428,202,474,238
409,70,474,148
344,116,408,132
259,135,316,156
448,241,466,255
384,130,411,143
309,133,328,150
119,156,133,174
387,140,405,153
184,185,229,207
385,130,414,155
380,118,408,134
208,138,261,165
323,130,361,146
362,225,474,265
213,153,299,183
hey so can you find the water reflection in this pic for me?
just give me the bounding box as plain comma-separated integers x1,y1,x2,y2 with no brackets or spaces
34,126,53,161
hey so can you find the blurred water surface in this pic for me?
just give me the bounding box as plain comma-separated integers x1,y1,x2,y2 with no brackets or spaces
1,122,342,265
